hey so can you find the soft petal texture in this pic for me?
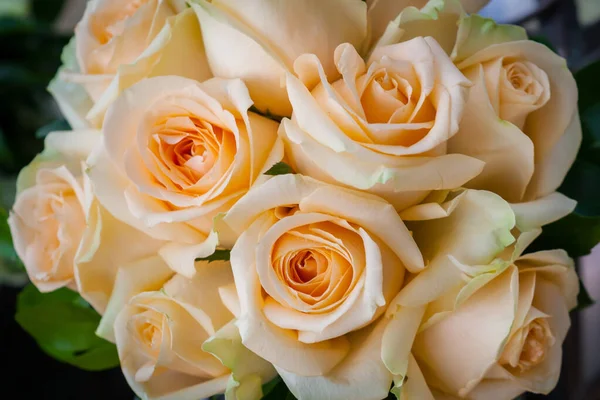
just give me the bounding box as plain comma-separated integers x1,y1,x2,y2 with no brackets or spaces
191,0,368,116
413,266,519,397
114,261,247,400
278,318,393,400
281,38,483,210
96,255,174,342
367,0,490,48
219,174,423,381
57,1,211,127
510,192,576,232
397,189,516,307
75,203,166,313
88,75,280,275
203,321,277,400
48,37,95,129
9,130,100,292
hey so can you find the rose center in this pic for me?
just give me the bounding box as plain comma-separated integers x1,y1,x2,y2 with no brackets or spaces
269,221,362,311
518,320,553,370
149,114,225,190
501,317,555,372
290,250,326,284
132,311,164,357
505,62,537,95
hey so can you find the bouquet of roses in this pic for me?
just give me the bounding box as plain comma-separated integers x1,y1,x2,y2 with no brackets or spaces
9,0,600,399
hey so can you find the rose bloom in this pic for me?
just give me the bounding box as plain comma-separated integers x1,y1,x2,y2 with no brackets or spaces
50,0,211,128
381,188,577,398
191,0,367,116
88,75,282,277
410,249,578,399
279,37,484,210
377,4,581,203
190,0,489,117
216,174,424,400
8,131,166,315
115,260,275,400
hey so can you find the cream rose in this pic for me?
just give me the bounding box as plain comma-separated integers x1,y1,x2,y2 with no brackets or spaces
88,75,282,277
378,187,577,398
115,260,275,400
377,2,581,203
8,130,169,321
410,248,578,398
279,37,484,210
190,0,368,116
216,174,424,400
50,0,212,128
8,131,98,291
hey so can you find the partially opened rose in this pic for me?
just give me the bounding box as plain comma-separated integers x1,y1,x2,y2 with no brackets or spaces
8,130,168,317
88,75,282,277
8,131,99,291
279,37,484,209
379,187,576,397
50,0,212,127
410,248,578,398
217,174,424,399
377,3,581,202
115,260,275,400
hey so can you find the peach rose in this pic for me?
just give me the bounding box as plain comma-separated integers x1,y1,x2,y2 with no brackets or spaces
87,75,282,277
279,37,484,209
377,2,581,202
380,188,577,397
190,0,368,116
50,0,211,127
410,249,578,398
8,131,98,291
8,130,169,323
216,174,424,400
115,260,275,400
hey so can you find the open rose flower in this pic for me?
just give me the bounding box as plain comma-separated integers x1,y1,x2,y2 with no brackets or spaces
8,131,99,291
216,174,424,399
190,0,368,116
377,2,581,202
88,75,282,277
115,260,275,400
279,37,484,210
51,0,212,128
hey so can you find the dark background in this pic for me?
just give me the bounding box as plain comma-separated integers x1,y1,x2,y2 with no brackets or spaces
1,0,599,399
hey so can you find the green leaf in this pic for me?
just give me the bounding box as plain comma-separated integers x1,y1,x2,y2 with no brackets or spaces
15,284,120,371
30,0,65,24
577,278,595,311
262,376,283,397
35,118,70,139
559,159,600,217
264,161,294,176
576,60,600,161
261,377,296,400
530,213,600,257
195,249,231,263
